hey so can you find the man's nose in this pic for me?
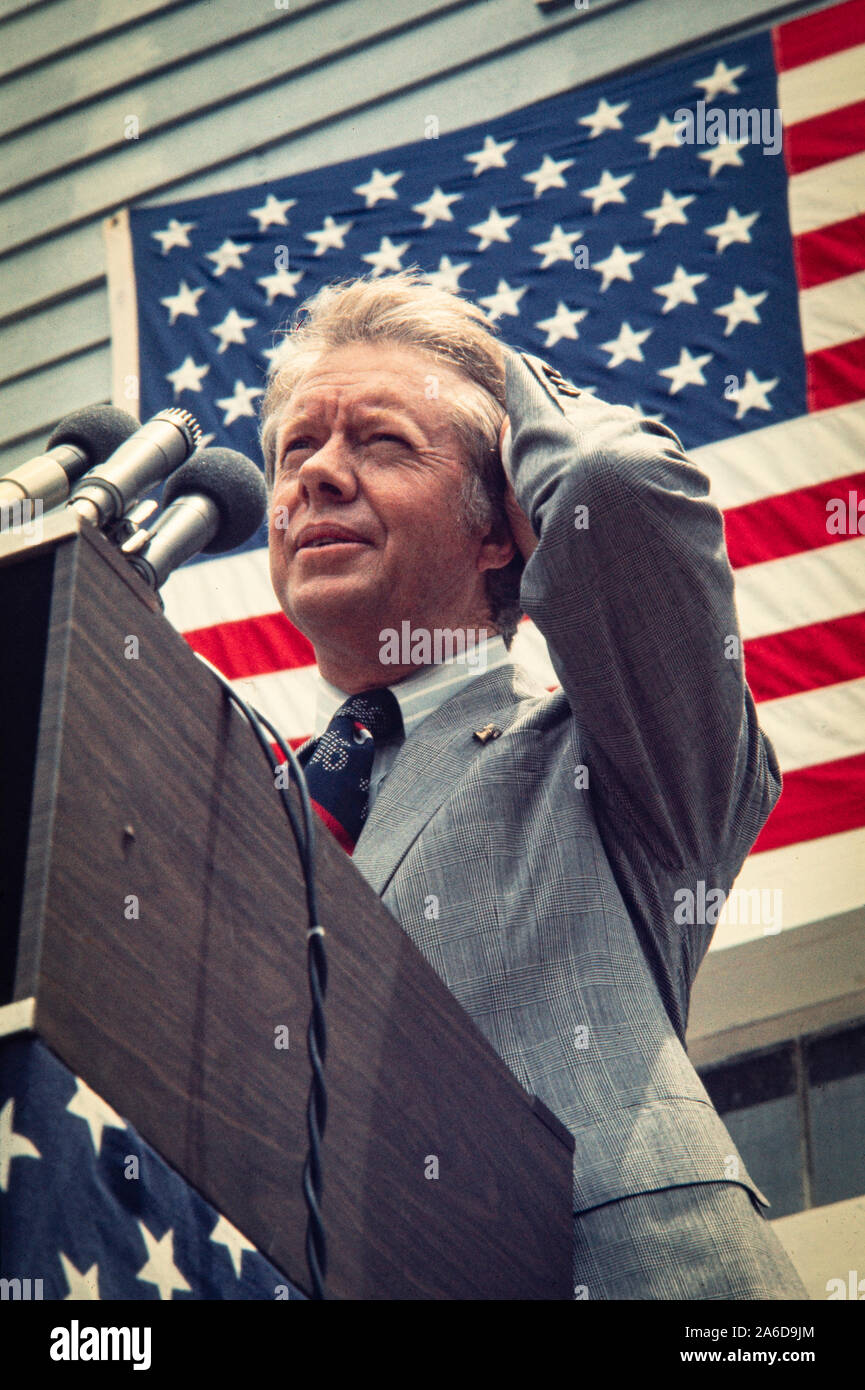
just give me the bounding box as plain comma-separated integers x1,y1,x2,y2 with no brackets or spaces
296,437,359,500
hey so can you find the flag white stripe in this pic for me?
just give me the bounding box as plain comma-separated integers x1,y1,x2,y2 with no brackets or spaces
697,400,865,511
757,675,865,773
777,41,865,126
231,665,319,739
711,826,865,948
798,268,865,354
787,148,865,235
734,537,865,640
162,548,276,631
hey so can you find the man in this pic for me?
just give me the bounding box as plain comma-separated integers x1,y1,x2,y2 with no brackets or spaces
261,270,807,1300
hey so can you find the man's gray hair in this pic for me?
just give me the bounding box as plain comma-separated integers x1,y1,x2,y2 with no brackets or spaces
259,270,524,644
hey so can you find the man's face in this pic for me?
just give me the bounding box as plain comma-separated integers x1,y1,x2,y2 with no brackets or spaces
268,342,510,667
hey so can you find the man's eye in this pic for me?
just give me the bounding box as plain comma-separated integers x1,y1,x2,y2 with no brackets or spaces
278,439,314,468
370,432,409,447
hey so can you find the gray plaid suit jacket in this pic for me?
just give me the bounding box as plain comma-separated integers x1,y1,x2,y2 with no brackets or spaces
352,348,780,1221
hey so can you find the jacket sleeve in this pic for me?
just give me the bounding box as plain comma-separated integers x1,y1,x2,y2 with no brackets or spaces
503,349,781,973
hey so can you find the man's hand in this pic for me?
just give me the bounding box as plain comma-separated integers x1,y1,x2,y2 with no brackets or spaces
499,419,538,562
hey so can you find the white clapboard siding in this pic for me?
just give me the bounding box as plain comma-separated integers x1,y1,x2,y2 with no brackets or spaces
0,0,328,136
0,0,190,77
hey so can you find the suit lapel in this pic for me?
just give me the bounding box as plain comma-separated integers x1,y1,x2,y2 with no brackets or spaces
352,663,540,894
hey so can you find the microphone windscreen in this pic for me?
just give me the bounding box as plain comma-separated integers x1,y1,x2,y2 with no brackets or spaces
161,447,267,553
46,404,140,467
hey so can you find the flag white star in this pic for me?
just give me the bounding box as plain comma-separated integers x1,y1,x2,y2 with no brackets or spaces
248,193,296,230
714,286,768,335
580,169,633,214
532,224,584,269
653,264,707,313
600,321,652,368
352,167,403,207
658,347,713,394
578,97,629,138
210,308,257,353
535,301,588,347
166,356,210,396
727,368,778,419
636,114,687,159
257,266,304,303
66,1079,126,1155
362,236,411,277
160,280,205,324
423,255,471,293
643,189,695,235
205,239,252,277
695,60,746,101
60,1252,100,1300
304,215,353,256
464,134,515,175
136,1224,192,1301
699,136,747,177
593,243,644,292
478,279,527,321
523,153,574,198
0,1099,40,1191
412,186,462,228
152,219,196,254
705,205,760,253
210,1215,257,1279
468,207,519,251
216,380,264,426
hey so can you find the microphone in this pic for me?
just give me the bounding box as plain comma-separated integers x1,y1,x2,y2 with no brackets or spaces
68,407,202,529
0,404,140,515
123,447,267,590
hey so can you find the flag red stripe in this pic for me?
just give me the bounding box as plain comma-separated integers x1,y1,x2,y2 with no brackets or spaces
784,97,865,174
794,213,865,289
183,611,315,678
774,0,865,71
807,334,865,411
752,750,865,851
744,611,865,701
723,470,865,568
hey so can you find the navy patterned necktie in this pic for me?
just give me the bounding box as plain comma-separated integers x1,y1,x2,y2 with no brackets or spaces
299,687,404,853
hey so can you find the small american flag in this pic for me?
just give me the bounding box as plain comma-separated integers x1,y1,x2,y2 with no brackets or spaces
0,1036,305,1300
118,0,865,945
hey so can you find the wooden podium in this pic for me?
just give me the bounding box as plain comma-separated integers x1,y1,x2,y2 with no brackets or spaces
0,511,574,1300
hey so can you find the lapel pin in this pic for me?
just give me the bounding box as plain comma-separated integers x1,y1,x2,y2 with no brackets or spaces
473,724,502,744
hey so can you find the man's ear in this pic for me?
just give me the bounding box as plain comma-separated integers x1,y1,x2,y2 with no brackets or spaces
476,513,517,573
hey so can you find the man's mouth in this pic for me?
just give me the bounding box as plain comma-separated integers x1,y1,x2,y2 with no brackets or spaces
294,524,371,552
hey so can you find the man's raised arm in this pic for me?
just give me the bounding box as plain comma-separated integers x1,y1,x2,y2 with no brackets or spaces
501,348,781,890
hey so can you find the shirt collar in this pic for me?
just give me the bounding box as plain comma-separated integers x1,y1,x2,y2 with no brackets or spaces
312,633,512,739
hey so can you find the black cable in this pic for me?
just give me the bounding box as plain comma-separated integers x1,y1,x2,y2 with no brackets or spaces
194,653,329,1300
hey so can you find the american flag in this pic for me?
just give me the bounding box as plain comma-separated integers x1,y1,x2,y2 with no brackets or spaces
119,0,865,947
0,1036,305,1299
